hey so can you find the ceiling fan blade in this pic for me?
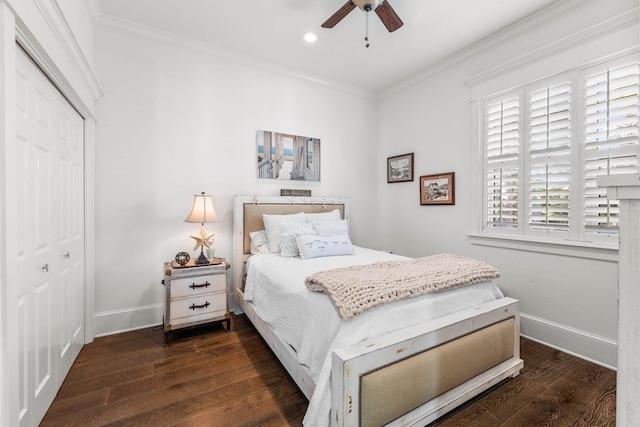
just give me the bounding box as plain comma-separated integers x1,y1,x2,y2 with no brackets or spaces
321,1,357,28
375,1,403,32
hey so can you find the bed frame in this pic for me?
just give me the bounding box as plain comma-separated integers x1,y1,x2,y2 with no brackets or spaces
233,195,523,426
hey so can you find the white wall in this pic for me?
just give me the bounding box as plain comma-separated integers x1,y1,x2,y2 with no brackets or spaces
377,0,639,367
93,25,380,335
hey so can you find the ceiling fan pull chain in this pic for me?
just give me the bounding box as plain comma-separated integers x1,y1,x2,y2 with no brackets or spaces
365,9,370,48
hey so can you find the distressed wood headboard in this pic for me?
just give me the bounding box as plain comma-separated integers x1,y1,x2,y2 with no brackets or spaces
232,195,349,312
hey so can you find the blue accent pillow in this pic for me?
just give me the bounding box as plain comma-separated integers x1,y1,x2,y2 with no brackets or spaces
280,223,317,257
296,234,354,259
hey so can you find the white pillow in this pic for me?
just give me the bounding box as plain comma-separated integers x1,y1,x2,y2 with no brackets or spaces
249,230,270,254
305,209,341,223
296,234,354,259
313,219,349,237
263,212,306,253
279,223,317,257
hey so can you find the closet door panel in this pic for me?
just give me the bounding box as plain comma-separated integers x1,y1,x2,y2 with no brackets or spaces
14,46,83,427
57,87,84,375
34,279,53,396
17,295,27,422
15,48,58,427
15,67,30,424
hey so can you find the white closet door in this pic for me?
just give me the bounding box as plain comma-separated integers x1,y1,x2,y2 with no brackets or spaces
56,82,84,379
15,46,84,427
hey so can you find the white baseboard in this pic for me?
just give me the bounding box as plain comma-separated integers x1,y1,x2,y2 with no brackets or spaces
94,304,163,337
92,306,618,370
520,312,617,370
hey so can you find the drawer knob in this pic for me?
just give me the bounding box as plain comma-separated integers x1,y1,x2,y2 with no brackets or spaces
189,281,211,289
189,301,210,310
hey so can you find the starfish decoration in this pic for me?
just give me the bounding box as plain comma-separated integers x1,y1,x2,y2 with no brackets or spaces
190,227,215,252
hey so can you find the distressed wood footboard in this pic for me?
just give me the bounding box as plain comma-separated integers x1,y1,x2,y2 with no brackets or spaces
236,289,317,399
331,297,523,427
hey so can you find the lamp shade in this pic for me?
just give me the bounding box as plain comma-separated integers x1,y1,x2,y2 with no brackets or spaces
185,192,218,224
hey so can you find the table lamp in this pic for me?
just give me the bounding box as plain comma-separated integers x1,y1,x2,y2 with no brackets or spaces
185,192,218,265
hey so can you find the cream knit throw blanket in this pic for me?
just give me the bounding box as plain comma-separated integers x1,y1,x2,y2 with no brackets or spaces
305,253,500,320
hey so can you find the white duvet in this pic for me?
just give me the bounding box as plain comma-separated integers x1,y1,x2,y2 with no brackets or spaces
243,246,504,427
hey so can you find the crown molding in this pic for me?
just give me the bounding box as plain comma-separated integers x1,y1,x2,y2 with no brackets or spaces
89,0,634,101
94,11,378,101
84,0,101,24
464,6,640,87
31,0,103,103
380,0,604,98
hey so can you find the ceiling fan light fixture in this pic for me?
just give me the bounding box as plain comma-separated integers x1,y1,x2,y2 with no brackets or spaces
352,0,383,11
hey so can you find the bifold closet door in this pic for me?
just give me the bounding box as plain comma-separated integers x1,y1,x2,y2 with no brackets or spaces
15,45,85,427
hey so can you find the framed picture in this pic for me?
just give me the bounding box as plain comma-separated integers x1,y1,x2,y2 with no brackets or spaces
387,153,414,183
420,172,455,205
256,130,321,182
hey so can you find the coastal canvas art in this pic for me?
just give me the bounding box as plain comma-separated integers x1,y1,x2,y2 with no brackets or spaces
256,130,321,181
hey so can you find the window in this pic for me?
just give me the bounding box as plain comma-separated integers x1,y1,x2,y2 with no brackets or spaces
583,62,639,237
481,57,639,244
486,97,520,231
528,81,572,236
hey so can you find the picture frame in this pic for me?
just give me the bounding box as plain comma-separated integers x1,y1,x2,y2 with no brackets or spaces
387,153,414,183
420,172,455,205
256,130,321,182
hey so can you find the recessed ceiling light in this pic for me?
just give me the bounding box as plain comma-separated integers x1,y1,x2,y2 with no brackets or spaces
303,32,318,43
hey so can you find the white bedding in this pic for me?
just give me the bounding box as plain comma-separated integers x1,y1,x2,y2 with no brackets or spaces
243,246,504,427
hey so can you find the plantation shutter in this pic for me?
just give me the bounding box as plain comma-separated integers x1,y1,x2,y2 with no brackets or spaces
528,82,571,233
583,62,640,235
485,97,520,230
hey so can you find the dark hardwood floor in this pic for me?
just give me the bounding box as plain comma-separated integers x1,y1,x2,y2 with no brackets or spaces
41,314,615,426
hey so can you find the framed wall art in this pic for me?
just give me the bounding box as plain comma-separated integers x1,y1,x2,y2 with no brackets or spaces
420,172,455,205
387,153,414,183
256,130,321,182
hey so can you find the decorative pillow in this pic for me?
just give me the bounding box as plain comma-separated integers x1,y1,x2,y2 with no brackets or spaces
296,234,354,259
313,219,349,237
249,230,270,254
263,212,306,253
279,223,317,257
305,209,341,223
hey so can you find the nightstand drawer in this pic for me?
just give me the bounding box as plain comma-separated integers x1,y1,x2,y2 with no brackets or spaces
169,292,226,321
170,273,226,298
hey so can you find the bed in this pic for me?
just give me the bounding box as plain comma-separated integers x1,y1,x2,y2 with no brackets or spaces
233,195,523,426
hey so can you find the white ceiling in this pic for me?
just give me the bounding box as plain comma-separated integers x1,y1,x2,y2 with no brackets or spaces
93,0,559,95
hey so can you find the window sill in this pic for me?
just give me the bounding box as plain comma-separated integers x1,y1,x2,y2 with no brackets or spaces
467,233,618,262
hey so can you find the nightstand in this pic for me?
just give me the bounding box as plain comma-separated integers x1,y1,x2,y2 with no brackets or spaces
162,259,231,345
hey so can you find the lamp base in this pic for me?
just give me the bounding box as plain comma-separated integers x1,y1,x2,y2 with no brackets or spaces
195,251,210,265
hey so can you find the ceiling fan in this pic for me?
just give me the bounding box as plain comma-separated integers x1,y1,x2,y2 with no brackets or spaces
321,0,404,33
